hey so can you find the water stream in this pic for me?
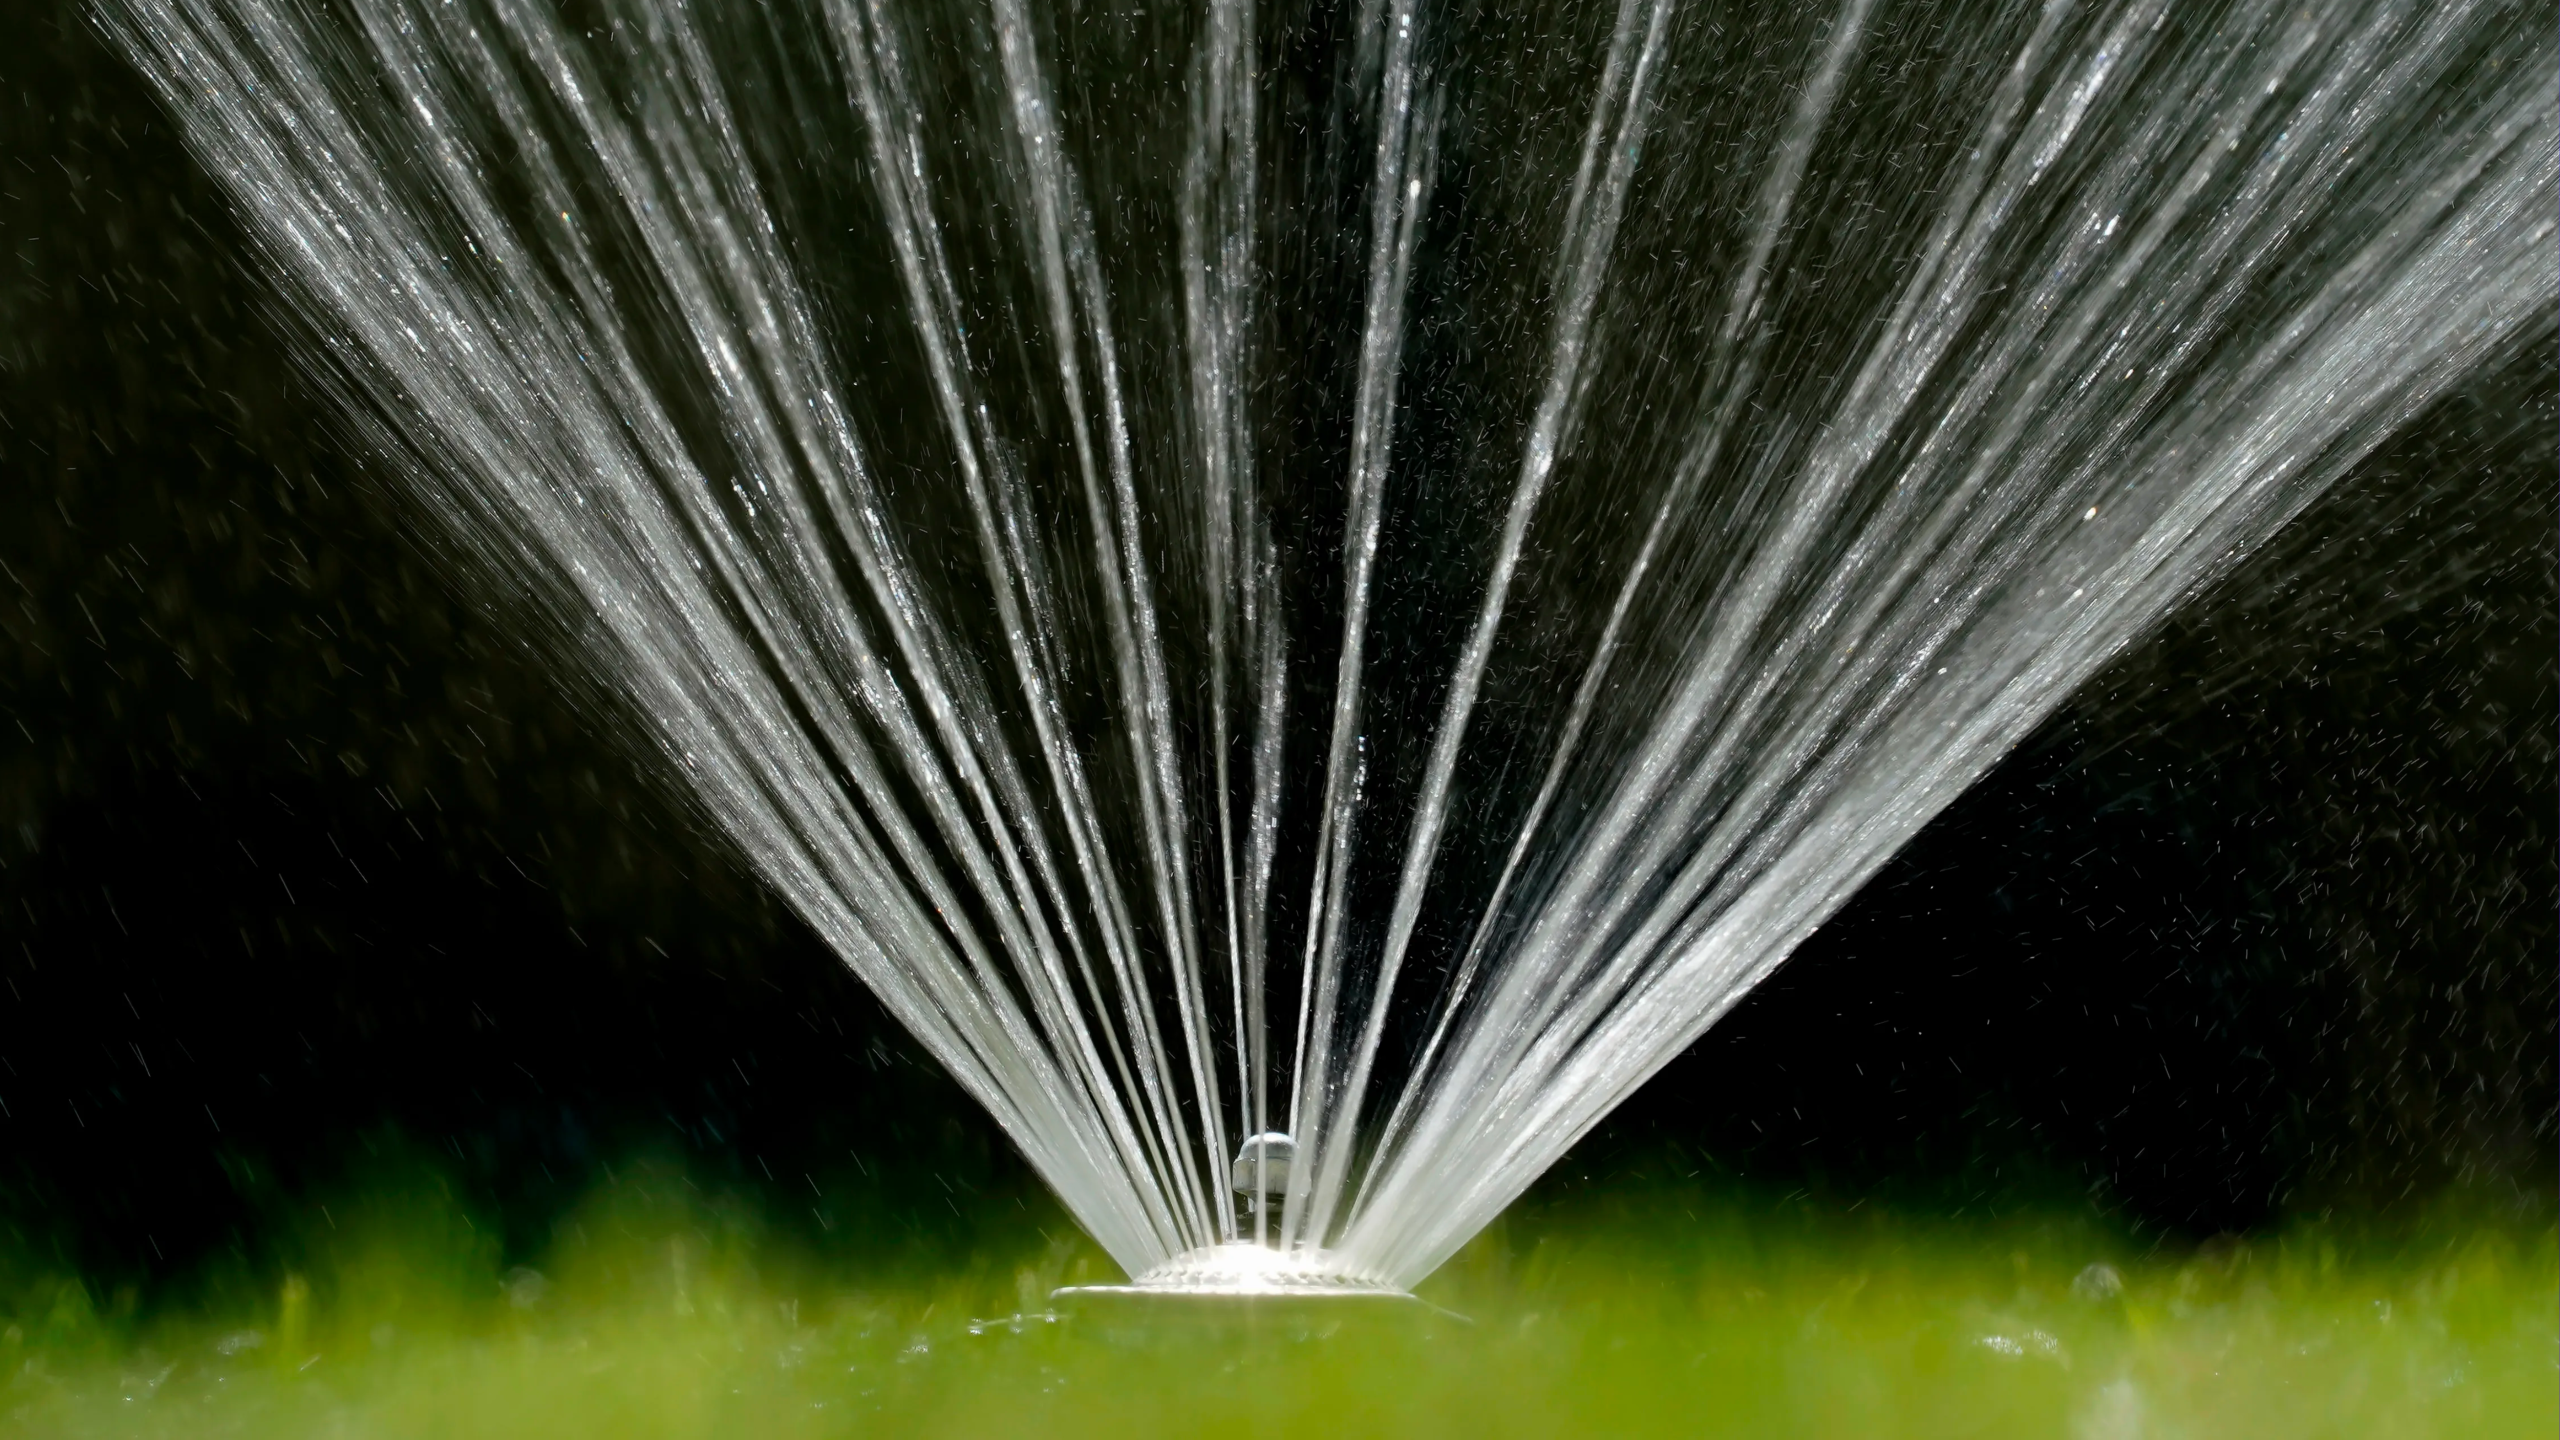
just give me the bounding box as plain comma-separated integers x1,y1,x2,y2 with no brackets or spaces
107,0,2554,1289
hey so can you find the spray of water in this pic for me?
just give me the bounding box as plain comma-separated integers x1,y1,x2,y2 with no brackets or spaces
105,0,2554,1289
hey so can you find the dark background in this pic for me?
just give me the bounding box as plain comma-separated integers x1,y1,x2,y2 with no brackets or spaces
4,0,2551,1298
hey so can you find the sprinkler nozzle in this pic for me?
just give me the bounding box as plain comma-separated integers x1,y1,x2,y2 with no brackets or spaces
1231,1132,1294,1197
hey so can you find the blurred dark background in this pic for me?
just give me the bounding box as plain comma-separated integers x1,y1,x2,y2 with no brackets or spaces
3,0,2551,1298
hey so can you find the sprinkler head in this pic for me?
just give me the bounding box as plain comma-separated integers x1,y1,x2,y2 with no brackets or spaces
1231,1132,1295,1197
1048,1242,1458,1340
1052,1137,1444,1330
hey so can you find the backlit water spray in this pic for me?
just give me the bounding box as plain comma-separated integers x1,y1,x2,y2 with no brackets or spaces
105,0,2553,1295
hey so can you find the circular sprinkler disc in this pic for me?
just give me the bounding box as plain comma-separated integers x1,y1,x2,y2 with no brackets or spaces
1051,1245,1454,1336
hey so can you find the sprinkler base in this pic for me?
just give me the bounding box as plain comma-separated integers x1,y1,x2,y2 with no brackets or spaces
1050,1244,1458,1337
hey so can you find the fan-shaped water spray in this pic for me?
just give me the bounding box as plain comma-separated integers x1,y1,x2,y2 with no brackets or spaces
105,0,2554,1292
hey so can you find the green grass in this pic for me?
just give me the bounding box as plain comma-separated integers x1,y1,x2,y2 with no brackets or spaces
4,1164,2550,1438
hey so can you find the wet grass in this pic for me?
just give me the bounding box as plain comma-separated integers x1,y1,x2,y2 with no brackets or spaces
3,1165,2550,1438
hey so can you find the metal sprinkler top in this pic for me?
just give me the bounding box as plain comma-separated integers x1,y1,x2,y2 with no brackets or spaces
1231,1132,1294,1198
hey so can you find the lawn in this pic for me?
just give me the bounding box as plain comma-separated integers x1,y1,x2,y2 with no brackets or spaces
5,1168,2549,1438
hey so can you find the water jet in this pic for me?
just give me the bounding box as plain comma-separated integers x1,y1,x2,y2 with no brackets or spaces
99,0,2556,1297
